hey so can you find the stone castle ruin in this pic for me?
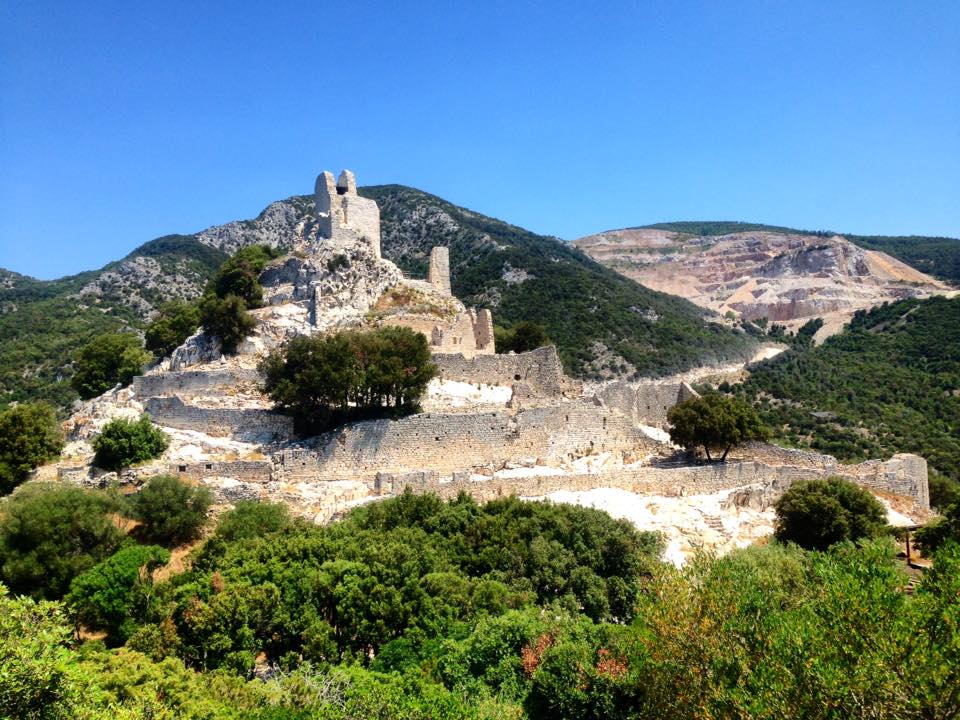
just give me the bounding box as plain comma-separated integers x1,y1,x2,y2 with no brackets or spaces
50,168,932,559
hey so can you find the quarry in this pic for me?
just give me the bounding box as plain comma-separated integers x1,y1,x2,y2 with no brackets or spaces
47,170,933,564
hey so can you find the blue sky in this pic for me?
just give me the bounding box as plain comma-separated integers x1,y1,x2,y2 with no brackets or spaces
1,1,958,279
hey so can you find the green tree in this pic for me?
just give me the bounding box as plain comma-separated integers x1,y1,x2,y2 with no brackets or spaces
145,300,202,358
209,244,280,309
0,402,64,495
0,484,126,599
70,332,151,400
200,294,256,355
92,416,169,471
132,474,212,546
260,326,437,432
495,320,551,354
66,544,170,645
774,477,888,550
914,501,960,556
0,583,87,719
667,394,768,461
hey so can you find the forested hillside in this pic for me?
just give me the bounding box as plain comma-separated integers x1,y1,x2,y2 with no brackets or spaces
734,296,960,502
641,221,960,283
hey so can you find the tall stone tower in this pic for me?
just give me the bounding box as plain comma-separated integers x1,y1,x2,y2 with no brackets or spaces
315,169,381,259
428,246,451,296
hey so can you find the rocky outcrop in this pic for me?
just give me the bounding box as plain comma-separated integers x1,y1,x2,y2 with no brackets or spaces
574,229,952,339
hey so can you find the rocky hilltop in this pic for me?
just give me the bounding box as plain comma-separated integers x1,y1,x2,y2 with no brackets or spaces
574,227,954,340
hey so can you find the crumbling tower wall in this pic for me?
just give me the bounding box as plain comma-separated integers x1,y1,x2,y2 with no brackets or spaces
428,246,452,296
315,169,381,258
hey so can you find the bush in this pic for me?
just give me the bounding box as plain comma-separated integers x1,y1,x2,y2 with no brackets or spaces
914,502,960,556
66,544,170,645
260,326,437,432
145,300,201,358
70,332,151,400
132,474,212,546
0,402,64,495
200,294,256,355
667,394,768,461
495,321,551,354
92,416,169,471
0,484,126,599
774,477,888,550
210,245,279,309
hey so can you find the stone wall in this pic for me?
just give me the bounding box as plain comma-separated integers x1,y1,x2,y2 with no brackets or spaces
381,454,929,510
144,396,293,441
133,368,260,398
597,381,699,427
433,345,569,397
170,459,273,483
315,170,381,258
272,398,659,484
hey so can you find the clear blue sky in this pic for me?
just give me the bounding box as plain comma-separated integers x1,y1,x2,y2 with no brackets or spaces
2,1,958,279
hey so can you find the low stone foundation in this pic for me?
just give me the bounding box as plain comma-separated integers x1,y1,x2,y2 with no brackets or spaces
433,345,571,397
134,368,260,398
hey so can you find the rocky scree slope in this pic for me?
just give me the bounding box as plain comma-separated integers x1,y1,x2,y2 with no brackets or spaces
2,189,756,409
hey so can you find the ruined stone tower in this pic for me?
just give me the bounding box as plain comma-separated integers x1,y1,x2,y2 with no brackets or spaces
315,170,381,259
428,246,451,296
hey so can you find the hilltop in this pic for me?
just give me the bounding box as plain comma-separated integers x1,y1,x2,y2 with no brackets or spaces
1,188,756,410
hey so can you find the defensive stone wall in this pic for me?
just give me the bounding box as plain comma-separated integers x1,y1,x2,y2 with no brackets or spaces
598,380,699,427
433,345,569,397
315,170,381,258
133,368,260,398
428,246,451,296
144,396,293,441
170,459,273,483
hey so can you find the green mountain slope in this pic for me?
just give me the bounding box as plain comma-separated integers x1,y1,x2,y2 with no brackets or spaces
640,221,960,284
734,295,960,496
363,185,756,379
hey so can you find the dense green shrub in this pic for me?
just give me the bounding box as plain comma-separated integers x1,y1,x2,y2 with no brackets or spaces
667,393,768,460
199,294,256,354
915,502,960,556
145,300,201,358
92,416,169,471
66,544,170,645
132,474,212,546
0,402,64,495
495,321,551,354
70,332,151,400
774,477,888,550
260,326,438,432
209,244,280,309
0,484,126,599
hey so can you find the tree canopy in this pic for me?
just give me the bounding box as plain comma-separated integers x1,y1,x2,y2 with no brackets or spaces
774,477,888,550
131,474,212,546
70,332,151,400
92,416,169,471
144,300,201,358
667,393,768,460
0,402,64,495
260,326,438,433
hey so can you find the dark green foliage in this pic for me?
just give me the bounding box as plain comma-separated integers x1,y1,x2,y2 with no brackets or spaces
0,402,64,495
915,502,960,556
70,332,151,400
495,321,551,354
145,300,201,358
92,416,169,471
260,326,438,432
208,244,280,309
736,296,960,493
0,484,126,599
774,477,888,550
363,186,758,379
667,393,768,460
132,475,212,546
199,294,256,354
66,544,170,645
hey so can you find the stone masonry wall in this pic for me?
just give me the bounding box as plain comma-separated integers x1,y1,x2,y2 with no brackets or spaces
433,345,568,396
133,368,260,398
428,246,451,296
145,396,293,441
